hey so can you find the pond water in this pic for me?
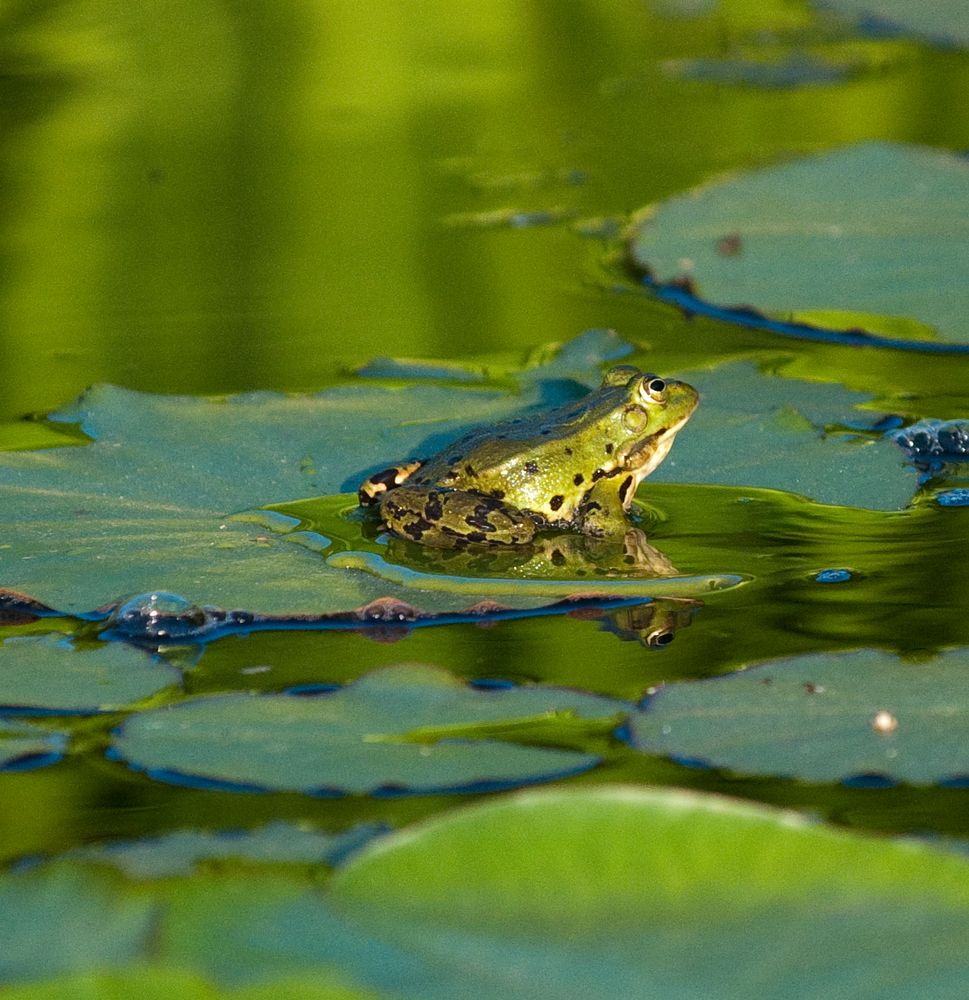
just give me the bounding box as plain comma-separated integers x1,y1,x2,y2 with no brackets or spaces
3,2,969,997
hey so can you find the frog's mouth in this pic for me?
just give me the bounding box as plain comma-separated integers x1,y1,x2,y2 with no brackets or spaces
623,413,693,477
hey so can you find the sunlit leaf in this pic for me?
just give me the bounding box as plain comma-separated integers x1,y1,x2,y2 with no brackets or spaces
112,664,625,795
630,647,969,784
329,786,969,1000
1,968,378,1000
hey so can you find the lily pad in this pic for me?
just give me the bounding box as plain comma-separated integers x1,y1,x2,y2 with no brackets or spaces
629,648,969,784
629,142,969,345
0,331,730,617
67,821,386,878
647,360,915,509
0,864,154,983
329,786,969,999
112,664,626,795
0,719,65,772
0,634,181,713
819,0,969,48
0,969,378,1000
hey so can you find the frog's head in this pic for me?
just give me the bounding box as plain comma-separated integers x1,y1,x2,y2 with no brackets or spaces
603,364,698,486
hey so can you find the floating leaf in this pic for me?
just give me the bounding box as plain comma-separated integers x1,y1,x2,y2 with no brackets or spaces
0,969,378,1000
68,821,386,878
112,664,625,795
0,634,180,713
0,865,154,983
647,360,915,509
630,648,969,784
819,0,969,48
0,719,65,772
629,142,969,345
329,786,969,1000
0,331,731,617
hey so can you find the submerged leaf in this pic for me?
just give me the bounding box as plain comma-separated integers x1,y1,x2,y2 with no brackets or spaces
112,664,626,795
630,647,969,784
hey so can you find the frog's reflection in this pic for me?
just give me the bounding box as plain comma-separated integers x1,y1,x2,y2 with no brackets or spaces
377,526,680,582
593,597,700,648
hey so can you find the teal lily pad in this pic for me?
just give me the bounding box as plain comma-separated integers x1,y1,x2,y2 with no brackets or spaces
112,663,626,795
328,786,969,999
0,719,65,772
0,864,154,983
647,360,915,509
0,634,180,713
0,331,730,617
629,647,969,784
629,142,969,345
819,0,969,48
67,821,385,878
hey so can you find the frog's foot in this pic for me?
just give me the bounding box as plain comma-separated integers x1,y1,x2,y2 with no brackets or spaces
379,486,537,547
358,461,424,507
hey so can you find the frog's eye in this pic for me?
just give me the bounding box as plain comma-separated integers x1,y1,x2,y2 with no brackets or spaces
638,376,667,404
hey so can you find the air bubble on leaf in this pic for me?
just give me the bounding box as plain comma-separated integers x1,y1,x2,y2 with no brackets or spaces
106,592,216,643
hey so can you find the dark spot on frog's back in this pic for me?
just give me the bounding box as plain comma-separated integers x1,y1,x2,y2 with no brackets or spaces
573,473,584,486
524,461,539,475
549,495,564,512
605,443,614,455
424,494,444,521
464,464,476,477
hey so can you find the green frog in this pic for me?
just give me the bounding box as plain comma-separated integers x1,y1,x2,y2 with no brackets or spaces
358,364,698,547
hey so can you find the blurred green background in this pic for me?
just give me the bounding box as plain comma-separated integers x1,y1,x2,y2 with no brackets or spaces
4,0,969,420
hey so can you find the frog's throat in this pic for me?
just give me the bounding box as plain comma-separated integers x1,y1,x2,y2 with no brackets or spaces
622,415,692,482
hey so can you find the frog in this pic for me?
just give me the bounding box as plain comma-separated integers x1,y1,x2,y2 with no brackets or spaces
358,364,698,548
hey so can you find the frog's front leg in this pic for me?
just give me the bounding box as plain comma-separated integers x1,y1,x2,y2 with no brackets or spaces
575,475,638,537
379,486,537,547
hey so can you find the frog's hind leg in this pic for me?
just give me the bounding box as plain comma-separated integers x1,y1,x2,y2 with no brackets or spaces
358,461,424,507
380,486,536,547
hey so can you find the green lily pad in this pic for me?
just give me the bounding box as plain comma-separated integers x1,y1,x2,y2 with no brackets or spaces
112,664,625,795
0,719,65,772
0,864,154,983
820,0,969,48
0,634,181,713
629,142,969,344
647,360,914,509
0,969,378,1000
329,786,969,999
0,331,729,617
630,647,969,785
68,821,385,878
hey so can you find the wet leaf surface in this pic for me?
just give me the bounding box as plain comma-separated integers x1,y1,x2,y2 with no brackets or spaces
112,664,625,795
629,143,969,345
630,647,969,785
0,634,181,713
